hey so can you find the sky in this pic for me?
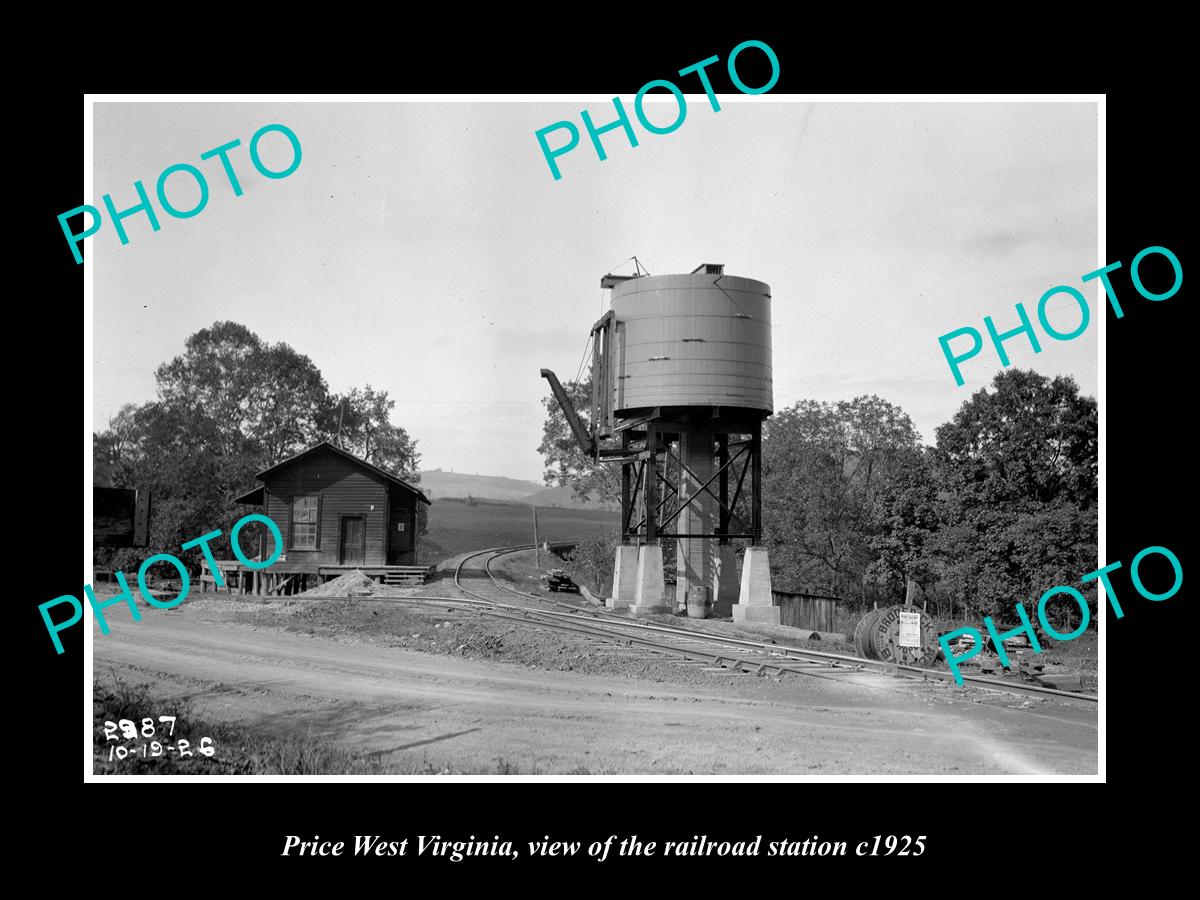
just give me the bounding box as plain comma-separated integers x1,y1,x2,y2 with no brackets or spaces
92,99,1098,483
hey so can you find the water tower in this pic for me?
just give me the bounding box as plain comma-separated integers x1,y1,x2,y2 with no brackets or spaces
541,263,778,623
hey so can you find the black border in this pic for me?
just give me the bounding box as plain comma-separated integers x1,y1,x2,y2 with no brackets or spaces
24,30,1189,876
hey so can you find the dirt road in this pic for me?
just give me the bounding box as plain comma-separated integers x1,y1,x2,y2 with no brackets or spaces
93,603,1097,775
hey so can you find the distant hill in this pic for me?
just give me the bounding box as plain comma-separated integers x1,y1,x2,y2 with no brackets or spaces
523,484,618,511
418,470,543,502
418,469,617,510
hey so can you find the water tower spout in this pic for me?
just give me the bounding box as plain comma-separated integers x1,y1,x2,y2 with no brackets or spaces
540,369,597,458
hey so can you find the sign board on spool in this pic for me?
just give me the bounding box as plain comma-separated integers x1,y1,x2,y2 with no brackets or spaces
873,606,938,666
898,611,921,648
854,605,939,667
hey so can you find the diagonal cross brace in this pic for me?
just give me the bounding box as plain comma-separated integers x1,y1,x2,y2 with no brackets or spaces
630,470,679,533
667,443,750,530
727,449,752,527
623,459,645,534
657,444,748,531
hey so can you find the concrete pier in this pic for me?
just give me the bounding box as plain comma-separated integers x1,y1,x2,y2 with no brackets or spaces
609,543,638,611
631,544,672,616
732,546,779,624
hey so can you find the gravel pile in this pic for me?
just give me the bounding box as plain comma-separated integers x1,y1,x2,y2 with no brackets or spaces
300,571,376,597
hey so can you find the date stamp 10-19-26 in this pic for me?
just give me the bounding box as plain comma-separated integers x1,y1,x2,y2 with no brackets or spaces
103,715,216,762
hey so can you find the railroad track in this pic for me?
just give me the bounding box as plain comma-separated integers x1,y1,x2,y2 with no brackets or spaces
304,544,1096,707
447,545,1099,706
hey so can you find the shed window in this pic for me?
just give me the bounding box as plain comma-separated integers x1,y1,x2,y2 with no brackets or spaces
291,495,320,549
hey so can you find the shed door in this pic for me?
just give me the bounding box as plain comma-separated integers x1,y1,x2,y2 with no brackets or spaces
388,503,413,562
339,517,365,565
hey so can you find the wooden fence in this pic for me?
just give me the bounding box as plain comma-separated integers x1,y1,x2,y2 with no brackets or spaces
772,590,838,633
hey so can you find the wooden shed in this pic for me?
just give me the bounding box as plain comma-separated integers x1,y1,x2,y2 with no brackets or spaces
230,441,432,592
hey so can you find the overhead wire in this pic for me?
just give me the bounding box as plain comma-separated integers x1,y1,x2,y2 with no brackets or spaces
572,331,593,386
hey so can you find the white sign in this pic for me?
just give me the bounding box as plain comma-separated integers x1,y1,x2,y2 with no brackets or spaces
898,611,922,648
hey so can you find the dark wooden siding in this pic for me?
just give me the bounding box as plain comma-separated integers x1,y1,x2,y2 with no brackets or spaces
263,450,389,572
386,483,419,565
773,590,838,633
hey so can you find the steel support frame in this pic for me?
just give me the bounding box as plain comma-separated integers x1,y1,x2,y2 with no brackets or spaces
619,415,763,545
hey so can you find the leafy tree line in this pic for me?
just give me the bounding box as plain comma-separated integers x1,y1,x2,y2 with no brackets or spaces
94,321,425,571
541,368,1097,624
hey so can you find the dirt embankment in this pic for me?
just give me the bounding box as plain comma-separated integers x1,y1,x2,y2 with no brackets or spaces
250,598,798,689
93,595,1098,775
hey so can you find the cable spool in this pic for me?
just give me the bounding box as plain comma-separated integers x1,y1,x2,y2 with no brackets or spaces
854,605,939,667
853,608,884,659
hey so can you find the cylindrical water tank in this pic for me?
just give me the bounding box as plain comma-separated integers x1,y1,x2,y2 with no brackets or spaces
610,272,772,413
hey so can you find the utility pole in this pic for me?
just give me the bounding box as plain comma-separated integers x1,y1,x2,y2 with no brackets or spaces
533,506,540,569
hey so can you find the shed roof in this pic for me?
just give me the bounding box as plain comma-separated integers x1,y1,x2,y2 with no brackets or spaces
238,441,431,505
233,485,265,505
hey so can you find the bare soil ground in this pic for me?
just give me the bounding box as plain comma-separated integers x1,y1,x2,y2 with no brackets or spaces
92,585,1098,775
472,550,1100,695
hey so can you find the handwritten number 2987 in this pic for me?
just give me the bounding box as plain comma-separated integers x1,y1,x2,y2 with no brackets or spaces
103,716,175,741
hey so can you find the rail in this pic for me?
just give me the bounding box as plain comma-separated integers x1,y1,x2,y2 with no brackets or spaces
452,545,1099,706
295,544,1096,707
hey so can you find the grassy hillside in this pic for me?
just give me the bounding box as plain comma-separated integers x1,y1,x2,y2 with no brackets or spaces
422,497,619,561
418,469,616,511
418,469,542,502
521,483,618,510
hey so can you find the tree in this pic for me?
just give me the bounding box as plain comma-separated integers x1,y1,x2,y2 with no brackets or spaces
95,397,242,572
152,321,332,463
249,343,334,465
932,369,1098,622
934,368,1097,510
761,395,920,601
761,408,860,595
563,531,620,596
330,385,421,477
841,394,923,497
866,447,940,601
94,403,141,487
